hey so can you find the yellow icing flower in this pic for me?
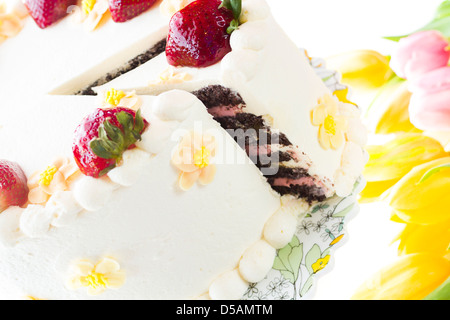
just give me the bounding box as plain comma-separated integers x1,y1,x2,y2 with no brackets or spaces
66,257,126,296
102,89,142,110
312,255,331,274
160,0,196,18
311,94,347,150
172,132,217,191
352,253,450,300
28,158,80,204
82,0,96,15
72,0,109,32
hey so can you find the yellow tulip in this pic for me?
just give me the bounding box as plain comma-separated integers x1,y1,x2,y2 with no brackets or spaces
326,50,393,90
352,253,450,300
388,157,450,225
360,134,447,203
367,79,421,134
394,221,450,256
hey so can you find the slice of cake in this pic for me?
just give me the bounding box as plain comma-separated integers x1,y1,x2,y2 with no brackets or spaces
94,0,368,200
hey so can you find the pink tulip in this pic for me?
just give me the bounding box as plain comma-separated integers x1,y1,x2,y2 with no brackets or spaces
408,67,450,130
390,30,450,80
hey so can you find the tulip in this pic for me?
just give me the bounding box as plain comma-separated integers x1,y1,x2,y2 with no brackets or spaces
394,221,450,256
352,253,450,300
387,157,450,225
359,134,447,203
408,66,450,131
367,78,420,134
390,30,450,80
326,50,393,89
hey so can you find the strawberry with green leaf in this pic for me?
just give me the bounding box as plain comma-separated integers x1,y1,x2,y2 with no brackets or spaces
73,107,148,178
166,0,242,68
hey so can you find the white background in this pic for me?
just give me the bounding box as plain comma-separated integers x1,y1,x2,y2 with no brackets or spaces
266,0,443,300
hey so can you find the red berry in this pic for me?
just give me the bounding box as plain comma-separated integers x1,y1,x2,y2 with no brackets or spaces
166,0,235,68
0,160,29,213
24,0,77,29
73,107,148,178
109,0,158,23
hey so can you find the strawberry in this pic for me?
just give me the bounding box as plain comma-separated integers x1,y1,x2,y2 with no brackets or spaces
0,160,29,213
108,0,158,23
73,107,148,178
166,0,242,68
23,0,77,29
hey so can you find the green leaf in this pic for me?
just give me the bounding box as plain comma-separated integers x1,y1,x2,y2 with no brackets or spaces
305,244,321,275
103,120,124,147
333,203,355,218
435,0,450,19
300,275,314,298
90,139,116,160
220,0,242,34
384,1,450,41
424,276,450,300
273,236,303,285
418,163,450,184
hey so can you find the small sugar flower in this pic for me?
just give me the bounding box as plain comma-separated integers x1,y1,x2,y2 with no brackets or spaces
172,132,217,190
311,94,348,150
102,88,142,111
28,158,80,204
72,0,109,31
66,257,126,296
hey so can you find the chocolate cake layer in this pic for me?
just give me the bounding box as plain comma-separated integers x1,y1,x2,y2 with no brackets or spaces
192,85,327,203
75,39,167,96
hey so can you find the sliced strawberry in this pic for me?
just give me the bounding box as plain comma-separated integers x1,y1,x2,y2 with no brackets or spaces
166,0,242,68
108,0,158,23
24,0,77,29
0,160,29,213
73,107,149,178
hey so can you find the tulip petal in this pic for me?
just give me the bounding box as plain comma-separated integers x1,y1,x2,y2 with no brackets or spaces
352,253,450,300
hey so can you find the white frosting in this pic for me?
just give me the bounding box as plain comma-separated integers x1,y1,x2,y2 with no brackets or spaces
19,205,53,238
46,191,83,228
107,149,151,187
238,240,276,283
263,206,298,249
209,269,249,300
0,206,24,247
72,176,118,212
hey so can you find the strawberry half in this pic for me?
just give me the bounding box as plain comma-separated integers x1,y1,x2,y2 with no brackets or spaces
166,0,242,68
73,107,149,178
24,0,77,29
109,0,158,23
0,160,29,213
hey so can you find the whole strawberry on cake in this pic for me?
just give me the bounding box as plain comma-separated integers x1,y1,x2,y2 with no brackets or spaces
0,0,367,300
